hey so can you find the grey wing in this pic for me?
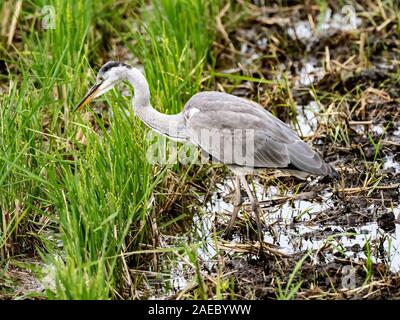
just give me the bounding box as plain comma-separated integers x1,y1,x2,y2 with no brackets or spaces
183,91,334,176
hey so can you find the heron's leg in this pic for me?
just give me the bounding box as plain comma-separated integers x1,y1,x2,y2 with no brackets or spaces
223,175,242,239
240,176,264,243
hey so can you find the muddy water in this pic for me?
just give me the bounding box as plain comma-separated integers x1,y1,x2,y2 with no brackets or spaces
147,4,400,298
210,180,399,268
152,174,399,298
151,114,400,297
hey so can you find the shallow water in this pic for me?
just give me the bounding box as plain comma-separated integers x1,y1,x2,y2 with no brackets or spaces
210,179,399,268
153,175,400,296
287,7,362,45
295,60,325,87
295,101,320,136
148,4,400,297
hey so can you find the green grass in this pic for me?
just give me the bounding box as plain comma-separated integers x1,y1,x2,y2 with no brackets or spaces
0,0,221,299
131,0,219,114
3,0,397,301
275,251,310,300
363,238,374,285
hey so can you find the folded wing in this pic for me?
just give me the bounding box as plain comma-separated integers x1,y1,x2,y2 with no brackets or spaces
183,91,334,176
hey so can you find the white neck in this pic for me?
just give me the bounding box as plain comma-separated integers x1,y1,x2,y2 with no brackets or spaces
126,68,188,141
126,67,151,108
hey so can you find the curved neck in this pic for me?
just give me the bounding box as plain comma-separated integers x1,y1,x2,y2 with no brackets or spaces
126,68,187,141
127,67,151,108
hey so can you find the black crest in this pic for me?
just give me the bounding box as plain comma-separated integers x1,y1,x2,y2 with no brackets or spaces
98,61,132,75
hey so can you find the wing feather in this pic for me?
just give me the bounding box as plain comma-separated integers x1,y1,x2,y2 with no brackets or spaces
183,91,334,176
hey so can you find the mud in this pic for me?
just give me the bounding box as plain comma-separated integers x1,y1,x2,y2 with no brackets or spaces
148,1,400,299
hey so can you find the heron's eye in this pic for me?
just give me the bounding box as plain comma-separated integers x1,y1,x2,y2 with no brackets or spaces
98,76,105,82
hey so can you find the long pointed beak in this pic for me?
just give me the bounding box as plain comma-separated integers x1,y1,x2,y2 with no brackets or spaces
75,82,102,111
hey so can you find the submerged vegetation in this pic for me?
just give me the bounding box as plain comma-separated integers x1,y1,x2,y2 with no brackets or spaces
0,0,400,300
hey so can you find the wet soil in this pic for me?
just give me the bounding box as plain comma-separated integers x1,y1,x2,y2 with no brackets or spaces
148,1,400,300
4,1,399,300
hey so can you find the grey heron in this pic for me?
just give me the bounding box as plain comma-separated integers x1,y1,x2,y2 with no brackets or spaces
76,61,338,243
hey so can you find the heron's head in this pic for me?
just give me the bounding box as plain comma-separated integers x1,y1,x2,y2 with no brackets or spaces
75,61,132,111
